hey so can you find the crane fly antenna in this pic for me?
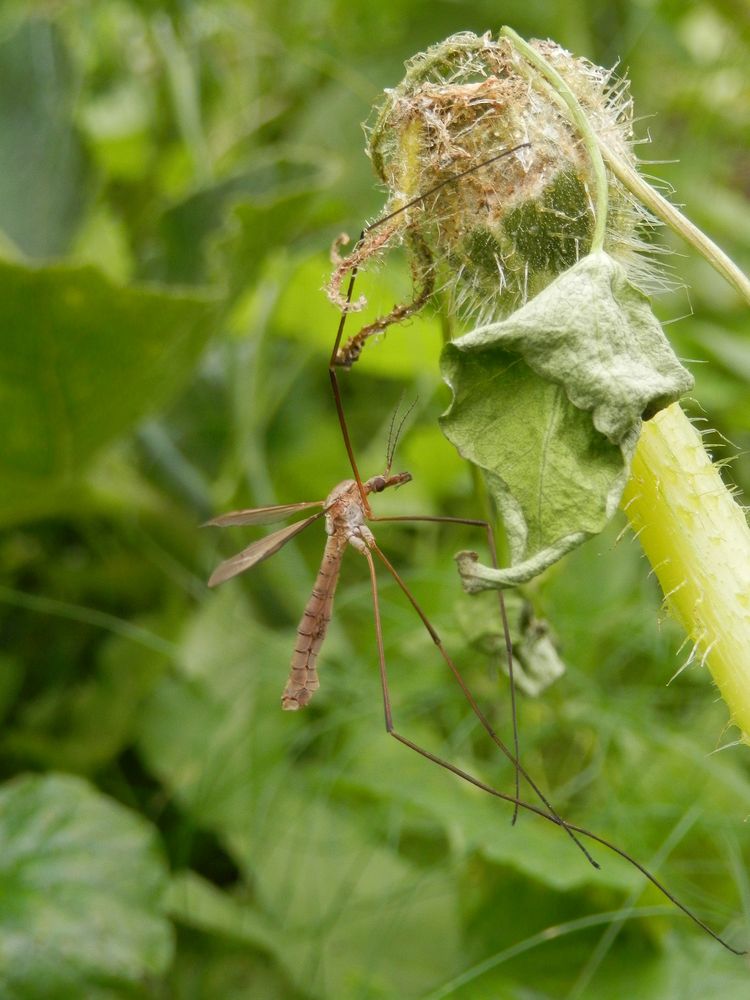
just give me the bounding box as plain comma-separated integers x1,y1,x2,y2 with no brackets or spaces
385,394,418,476
367,141,530,237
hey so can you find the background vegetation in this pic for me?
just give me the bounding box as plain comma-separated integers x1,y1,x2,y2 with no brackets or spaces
0,1,748,997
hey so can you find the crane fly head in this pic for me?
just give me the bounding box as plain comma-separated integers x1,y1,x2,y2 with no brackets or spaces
365,470,412,495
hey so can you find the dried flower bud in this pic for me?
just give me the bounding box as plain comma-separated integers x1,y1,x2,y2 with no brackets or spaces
346,31,655,338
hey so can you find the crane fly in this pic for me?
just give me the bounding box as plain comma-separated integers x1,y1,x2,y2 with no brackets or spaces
207,469,411,710
206,146,743,955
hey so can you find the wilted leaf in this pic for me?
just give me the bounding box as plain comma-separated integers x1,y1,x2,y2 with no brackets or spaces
455,589,565,696
440,252,693,587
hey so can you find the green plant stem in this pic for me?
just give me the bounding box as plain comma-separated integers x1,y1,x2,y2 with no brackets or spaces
500,26,609,252
598,139,750,307
621,403,750,742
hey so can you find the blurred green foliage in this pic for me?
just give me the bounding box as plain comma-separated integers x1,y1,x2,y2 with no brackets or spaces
0,1,748,997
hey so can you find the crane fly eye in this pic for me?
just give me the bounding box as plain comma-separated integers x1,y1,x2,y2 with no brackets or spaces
372,476,386,492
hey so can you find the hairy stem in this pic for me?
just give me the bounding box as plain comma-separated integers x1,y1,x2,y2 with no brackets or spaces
500,26,609,253
598,139,750,307
621,403,750,741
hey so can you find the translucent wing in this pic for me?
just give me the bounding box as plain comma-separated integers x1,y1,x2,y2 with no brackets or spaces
207,512,323,587
205,500,323,528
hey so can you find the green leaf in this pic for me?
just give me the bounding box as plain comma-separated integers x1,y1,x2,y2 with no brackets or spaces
0,773,172,998
166,934,303,1000
0,18,93,258
136,588,291,834
1,629,170,774
339,727,640,897
440,252,693,588
237,786,460,1000
0,258,218,523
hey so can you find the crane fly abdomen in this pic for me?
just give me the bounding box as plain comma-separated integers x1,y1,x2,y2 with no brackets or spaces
282,532,347,710
282,476,379,710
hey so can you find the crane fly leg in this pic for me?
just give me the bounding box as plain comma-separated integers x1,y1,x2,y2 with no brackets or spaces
368,541,598,870
327,146,535,514
372,514,521,824
360,548,743,956
328,245,371,516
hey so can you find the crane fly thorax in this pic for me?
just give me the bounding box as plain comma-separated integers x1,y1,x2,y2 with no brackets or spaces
323,470,411,552
323,478,373,551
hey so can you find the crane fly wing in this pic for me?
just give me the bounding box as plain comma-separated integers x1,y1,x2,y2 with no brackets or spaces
205,500,323,527
207,512,324,587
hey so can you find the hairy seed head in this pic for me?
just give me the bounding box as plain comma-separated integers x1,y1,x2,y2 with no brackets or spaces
364,31,655,325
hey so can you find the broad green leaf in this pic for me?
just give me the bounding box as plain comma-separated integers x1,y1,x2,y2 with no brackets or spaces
0,258,218,523
0,773,172,998
165,926,306,1000
338,726,641,896
136,588,291,834
440,252,693,588
236,784,460,1000
1,628,170,775
0,18,92,258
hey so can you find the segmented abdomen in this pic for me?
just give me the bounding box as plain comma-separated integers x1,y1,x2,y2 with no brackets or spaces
281,533,346,710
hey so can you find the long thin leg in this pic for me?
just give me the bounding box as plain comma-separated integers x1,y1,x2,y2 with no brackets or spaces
360,547,743,957
373,513,521,824
328,143,533,512
334,232,435,369
328,241,371,515
370,541,598,870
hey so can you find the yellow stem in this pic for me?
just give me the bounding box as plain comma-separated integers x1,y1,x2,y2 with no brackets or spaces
621,403,750,742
